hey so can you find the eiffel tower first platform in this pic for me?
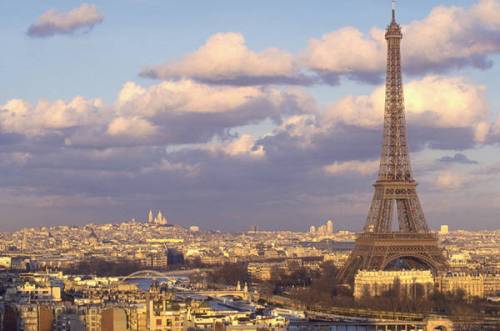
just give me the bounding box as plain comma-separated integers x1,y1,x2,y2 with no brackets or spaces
338,3,448,283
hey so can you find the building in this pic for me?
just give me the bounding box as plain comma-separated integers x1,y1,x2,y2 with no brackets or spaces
248,262,283,281
101,307,128,331
147,210,168,225
11,282,62,302
0,256,12,269
484,273,500,297
440,225,449,235
308,220,334,236
189,225,200,233
141,251,168,270
354,270,434,299
449,252,471,269
437,273,485,298
83,306,102,331
16,304,54,331
326,220,334,234
438,273,485,298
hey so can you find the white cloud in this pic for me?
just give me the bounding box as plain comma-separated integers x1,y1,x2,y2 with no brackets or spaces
27,3,104,38
303,27,385,82
0,79,312,146
224,134,265,158
141,33,307,85
116,80,269,116
0,96,105,136
107,117,158,138
323,160,379,176
303,0,500,82
324,75,490,142
102,80,312,144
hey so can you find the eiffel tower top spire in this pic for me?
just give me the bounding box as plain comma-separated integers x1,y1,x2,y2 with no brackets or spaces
392,0,396,22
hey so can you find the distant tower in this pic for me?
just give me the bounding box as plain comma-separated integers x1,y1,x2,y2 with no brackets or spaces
148,210,154,223
439,225,449,235
337,2,447,283
326,220,334,234
309,225,316,234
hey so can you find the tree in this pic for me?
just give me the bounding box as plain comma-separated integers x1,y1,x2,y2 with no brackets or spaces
64,258,142,276
207,262,249,286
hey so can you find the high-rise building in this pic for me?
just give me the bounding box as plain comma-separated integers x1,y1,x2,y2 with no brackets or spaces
326,220,334,234
440,225,449,235
309,220,334,235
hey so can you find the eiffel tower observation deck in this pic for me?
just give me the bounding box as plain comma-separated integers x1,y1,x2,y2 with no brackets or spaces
338,1,448,283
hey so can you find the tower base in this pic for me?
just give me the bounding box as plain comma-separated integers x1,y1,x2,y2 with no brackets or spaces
338,232,448,284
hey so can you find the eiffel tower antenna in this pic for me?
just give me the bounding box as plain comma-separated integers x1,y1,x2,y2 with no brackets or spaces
392,0,396,21
337,0,448,283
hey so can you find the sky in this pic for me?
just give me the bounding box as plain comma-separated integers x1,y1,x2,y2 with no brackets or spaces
0,0,500,232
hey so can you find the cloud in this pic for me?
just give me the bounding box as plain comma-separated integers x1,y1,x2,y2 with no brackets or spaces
303,0,500,83
0,96,105,137
1,80,313,148
324,75,490,144
139,1,500,86
223,134,265,158
95,80,310,147
434,171,470,190
302,27,386,84
323,159,379,176
140,159,200,177
107,117,158,138
438,153,478,164
492,114,500,135
141,33,312,86
27,3,104,38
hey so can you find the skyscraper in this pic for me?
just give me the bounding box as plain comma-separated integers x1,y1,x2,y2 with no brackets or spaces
326,220,334,234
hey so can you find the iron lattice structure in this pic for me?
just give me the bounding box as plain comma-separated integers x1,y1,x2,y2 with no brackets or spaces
338,8,448,283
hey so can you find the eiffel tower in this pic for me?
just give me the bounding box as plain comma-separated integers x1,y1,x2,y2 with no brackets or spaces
338,1,448,283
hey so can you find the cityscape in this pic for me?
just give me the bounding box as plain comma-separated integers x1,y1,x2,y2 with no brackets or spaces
1,1,500,330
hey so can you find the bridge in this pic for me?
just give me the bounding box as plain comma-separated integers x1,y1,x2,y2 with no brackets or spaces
120,268,211,281
178,289,250,300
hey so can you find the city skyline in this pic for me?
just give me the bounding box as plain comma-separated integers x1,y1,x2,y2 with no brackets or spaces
1,0,500,231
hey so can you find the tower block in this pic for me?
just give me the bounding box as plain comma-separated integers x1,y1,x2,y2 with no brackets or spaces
338,5,448,283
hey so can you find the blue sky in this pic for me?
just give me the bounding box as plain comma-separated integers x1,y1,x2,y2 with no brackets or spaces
0,0,499,232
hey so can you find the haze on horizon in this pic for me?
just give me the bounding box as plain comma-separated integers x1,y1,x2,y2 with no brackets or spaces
1,0,500,232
